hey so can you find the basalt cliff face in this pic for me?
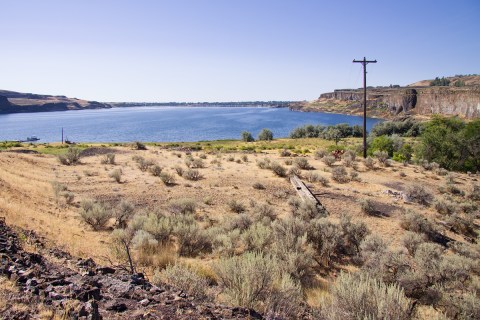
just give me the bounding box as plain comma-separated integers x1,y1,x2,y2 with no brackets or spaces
317,87,480,119
293,76,480,119
0,90,112,114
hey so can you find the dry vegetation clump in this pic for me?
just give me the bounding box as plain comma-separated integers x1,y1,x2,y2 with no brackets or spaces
114,200,135,228
131,141,147,150
331,166,350,183
109,168,122,183
57,147,82,165
227,199,246,213
293,158,313,170
252,182,266,190
288,197,327,221
320,272,412,320
405,184,434,206
364,156,376,170
314,149,327,159
169,198,197,215
153,263,210,301
359,198,377,216
159,172,176,185
149,164,163,176
322,155,336,167
214,252,303,317
185,156,205,168
287,165,302,177
182,169,203,181
270,162,287,177
79,200,112,231
3,141,480,318
100,153,115,164
304,171,322,183
400,210,438,241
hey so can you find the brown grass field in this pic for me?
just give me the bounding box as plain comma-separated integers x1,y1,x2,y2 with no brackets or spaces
0,139,479,318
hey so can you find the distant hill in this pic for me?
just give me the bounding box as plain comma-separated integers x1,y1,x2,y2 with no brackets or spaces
0,89,112,114
291,75,480,119
408,74,480,87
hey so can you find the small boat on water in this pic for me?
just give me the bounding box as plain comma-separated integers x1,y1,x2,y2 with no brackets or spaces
18,136,40,142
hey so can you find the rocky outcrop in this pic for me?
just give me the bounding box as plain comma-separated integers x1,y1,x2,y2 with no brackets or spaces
0,90,112,114
0,95,12,108
0,219,264,319
314,86,480,119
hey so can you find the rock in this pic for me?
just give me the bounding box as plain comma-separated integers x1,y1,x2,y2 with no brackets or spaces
96,266,115,275
139,298,150,306
105,299,128,312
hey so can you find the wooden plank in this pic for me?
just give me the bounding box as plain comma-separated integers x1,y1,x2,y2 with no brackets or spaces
290,175,328,214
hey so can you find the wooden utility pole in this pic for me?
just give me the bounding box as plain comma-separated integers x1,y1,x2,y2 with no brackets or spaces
353,57,377,158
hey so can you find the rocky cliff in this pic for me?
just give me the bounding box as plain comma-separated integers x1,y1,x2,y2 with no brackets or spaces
315,86,480,119
293,76,480,119
0,90,112,114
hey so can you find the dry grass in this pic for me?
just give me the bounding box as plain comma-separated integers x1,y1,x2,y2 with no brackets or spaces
0,141,479,317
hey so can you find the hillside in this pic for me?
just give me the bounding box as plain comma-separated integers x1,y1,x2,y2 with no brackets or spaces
292,75,480,119
0,140,478,318
0,89,112,113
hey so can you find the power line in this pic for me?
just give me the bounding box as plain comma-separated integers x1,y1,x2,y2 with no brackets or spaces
353,57,377,159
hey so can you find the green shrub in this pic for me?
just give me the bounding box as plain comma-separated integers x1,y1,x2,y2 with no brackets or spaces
242,223,273,251
321,272,412,320
174,165,184,176
241,131,254,142
141,212,173,243
307,218,341,266
79,200,112,231
153,263,210,300
258,128,273,141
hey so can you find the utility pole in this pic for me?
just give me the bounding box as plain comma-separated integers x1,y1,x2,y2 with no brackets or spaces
353,57,377,158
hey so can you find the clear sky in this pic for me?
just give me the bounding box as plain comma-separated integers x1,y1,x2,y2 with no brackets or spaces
1,0,479,102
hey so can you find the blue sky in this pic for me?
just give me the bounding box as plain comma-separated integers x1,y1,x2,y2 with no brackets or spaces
1,0,479,102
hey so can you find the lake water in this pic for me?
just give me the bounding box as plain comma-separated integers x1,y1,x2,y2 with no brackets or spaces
0,107,382,143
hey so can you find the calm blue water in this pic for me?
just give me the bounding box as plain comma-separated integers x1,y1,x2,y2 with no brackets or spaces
0,107,382,143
